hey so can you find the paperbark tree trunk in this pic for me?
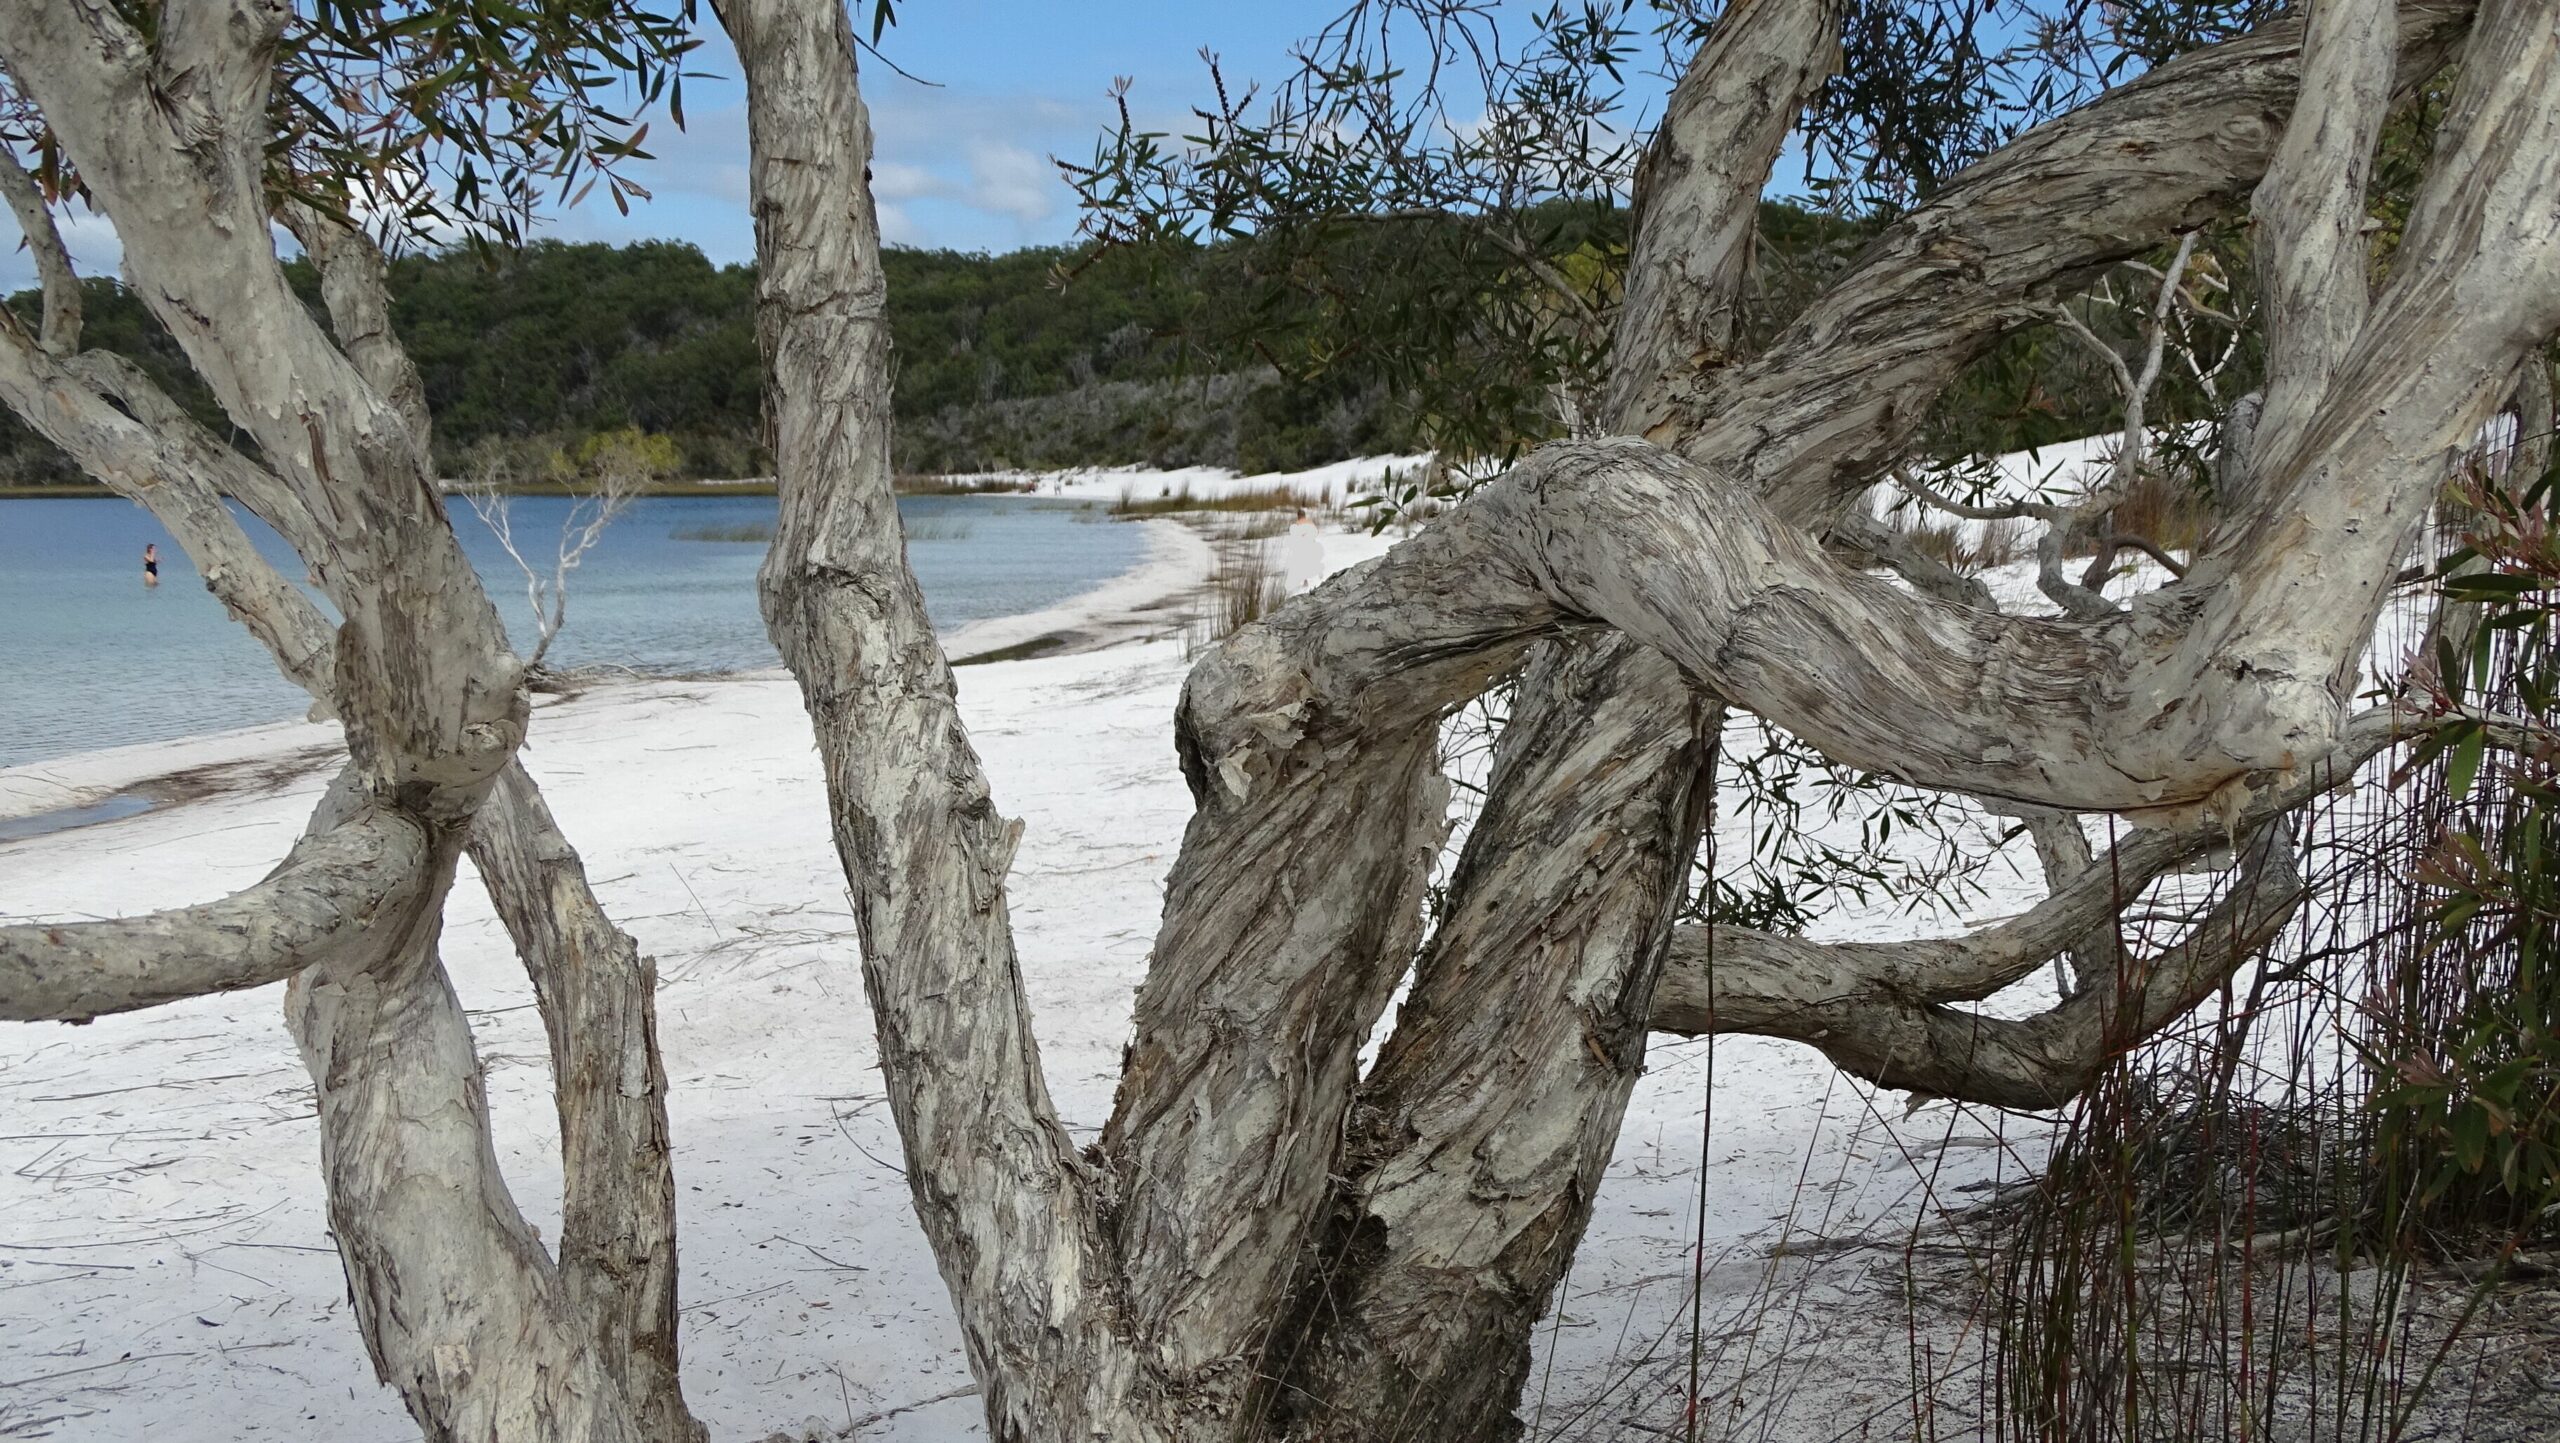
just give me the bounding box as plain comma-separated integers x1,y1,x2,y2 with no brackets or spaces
0,5,690,1438
1279,639,1713,1439
0,172,700,1443
1275,5,1836,1432
13,2,2555,1441
714,2,1171,1436
717,4,2560,1442
466,767,700,1443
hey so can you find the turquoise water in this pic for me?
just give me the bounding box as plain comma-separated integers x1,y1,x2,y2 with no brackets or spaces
0,493,1138,769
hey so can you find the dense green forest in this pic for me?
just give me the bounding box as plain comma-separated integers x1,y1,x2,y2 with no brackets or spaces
0,203,2180,487
0,236,1415,485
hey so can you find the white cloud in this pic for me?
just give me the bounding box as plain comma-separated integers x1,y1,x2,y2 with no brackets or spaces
876,201,925,247
862,84,1097,249
963,141,1057,227
633,101,755,208
511,80,1100,259
0,205,122,295
870,160,948,204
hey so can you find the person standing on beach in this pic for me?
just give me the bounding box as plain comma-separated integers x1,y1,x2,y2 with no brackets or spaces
141,543,159,588
1282,508,1324,593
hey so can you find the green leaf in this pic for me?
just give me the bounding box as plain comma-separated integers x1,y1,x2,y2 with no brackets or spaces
2447,725,2488,801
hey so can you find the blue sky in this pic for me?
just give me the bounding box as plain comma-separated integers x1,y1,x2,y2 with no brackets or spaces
1,5,2125,293
579,2,1337,261
1,2,1449,289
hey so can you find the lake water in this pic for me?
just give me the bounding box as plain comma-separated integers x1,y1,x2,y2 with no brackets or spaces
0,493,1140,769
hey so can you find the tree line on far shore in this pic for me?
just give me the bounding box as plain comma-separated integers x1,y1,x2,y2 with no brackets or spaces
0,201,2198,488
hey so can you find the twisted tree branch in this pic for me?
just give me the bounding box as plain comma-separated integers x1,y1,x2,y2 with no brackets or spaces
0,795,428,1023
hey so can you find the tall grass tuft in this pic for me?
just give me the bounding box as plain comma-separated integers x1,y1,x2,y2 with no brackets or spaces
895,474,1037,495
1901,515,2030,573
1113,482,1314,517
1979,449,2560,1443
2089,464,2214,557
902,518,976,543
1187,542,1285,657
670,521,777,543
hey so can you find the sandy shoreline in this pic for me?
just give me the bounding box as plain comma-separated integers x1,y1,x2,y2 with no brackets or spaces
941,515,1213,663
0,515,1220,834
0,503,2029,1442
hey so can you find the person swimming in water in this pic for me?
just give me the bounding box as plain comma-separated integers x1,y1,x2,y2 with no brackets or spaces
142,542,159,588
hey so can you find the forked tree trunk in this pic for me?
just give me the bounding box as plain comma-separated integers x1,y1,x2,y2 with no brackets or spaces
714,3,2560,1442
286,781,640,1442
0,5,691,1438
1281,641,1714,1438
1276,4,1836,1427
714,2,1171,1436
11,1,2560,1441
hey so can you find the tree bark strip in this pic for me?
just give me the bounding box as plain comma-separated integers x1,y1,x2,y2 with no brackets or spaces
466,768,701,1443
0,5,659,1435
1282,642,1712,1439
715,1,1167,1435
1277,3,1836,1431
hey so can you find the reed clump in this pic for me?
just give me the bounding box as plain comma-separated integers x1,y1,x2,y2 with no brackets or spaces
1112,482,1314,517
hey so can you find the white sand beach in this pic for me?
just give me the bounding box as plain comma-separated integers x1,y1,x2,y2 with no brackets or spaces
0,496,2065,1441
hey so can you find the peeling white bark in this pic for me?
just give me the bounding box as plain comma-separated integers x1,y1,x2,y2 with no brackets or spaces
0,6,673,1437
1119,11,2543,1430
1101,713,1448,1399
286,823,641,1443
283,204,437,478
2181,0,2560,738
0,79,699,1437
1283,641,1713,1437
70,348,329,559
0,144,79,352
2246,0,2397,486
1275,4,1834,1431
1606,0,1844,432
715,2,1165,1436
2,0,2502,1436
1171,423,2411,820
717,3,2560,1436
468,766,700,1443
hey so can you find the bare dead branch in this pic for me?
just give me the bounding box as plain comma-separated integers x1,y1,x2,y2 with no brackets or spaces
1646,706,2419,1112
462,460,634,670
1832,510,1998,609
